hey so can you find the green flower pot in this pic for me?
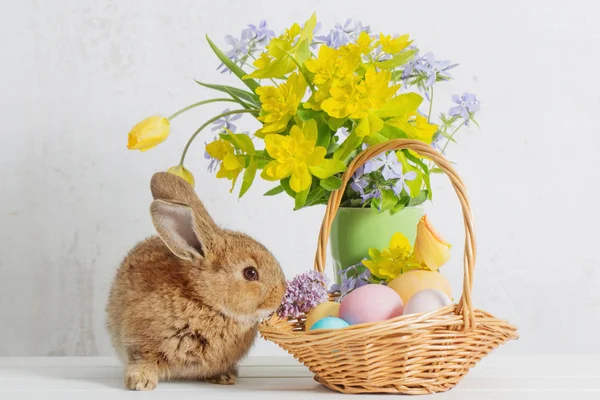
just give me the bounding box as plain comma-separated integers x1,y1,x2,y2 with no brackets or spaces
330,205,426,284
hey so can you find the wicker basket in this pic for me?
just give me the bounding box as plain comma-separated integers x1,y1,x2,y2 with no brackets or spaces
259,139,518,395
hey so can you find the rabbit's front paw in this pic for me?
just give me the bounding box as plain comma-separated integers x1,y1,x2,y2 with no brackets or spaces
125,364,158,391
205,369,237,385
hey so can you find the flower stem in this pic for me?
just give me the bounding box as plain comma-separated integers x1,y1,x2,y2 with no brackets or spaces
167,98,238,121
427,86,434,123
439,121,465,155
286,52,316,93
179,109,258,165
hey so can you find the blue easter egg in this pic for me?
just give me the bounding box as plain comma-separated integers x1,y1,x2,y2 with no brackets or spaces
309,316,350,331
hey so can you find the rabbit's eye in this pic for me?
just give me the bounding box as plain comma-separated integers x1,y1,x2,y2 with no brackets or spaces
243,266,259,281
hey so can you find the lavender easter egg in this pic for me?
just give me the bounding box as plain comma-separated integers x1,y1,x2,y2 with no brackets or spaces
339,284,404,325
403,289,451,315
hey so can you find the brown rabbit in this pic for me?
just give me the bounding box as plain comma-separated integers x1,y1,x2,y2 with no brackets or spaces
106,172,286,390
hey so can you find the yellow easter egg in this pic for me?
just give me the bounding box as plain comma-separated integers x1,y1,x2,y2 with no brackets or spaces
388,270,452,304
305,302,340,330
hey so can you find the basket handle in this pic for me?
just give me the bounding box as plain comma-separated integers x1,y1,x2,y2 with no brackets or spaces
313,139,477,329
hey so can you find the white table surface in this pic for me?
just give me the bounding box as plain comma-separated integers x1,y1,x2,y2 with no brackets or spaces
1,355,598,399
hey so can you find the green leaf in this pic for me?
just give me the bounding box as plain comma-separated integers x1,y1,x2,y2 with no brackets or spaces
320,176,342,191
294,187,309,210
328,117,347,131
239,158,257,198
408,189,429,206
440,130,458,143
263,185,284,196
296,106,321,121
379,189,399,212
221,133,255,154
306,186,327,206
309,159,347,179
376,49,418,70
431,168,444,174
280,178,296,198
194,80,260,106
379,123,408,140
205,35,260,93
316,118,332,149
373,93,422,119
390,201,406,215
333,131,363,161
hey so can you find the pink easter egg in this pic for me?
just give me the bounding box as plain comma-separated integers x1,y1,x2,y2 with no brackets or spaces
339,284,404,325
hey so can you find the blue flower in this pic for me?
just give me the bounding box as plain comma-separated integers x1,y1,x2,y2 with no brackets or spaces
211,108,243,132
350,165,369,195
392,166,417,196
243,20,275,45
315,20,352,48
330,262,374,299
449,93,480,126
403,52,457,89
431,133,445,154
364,151,403,180
217,30,254,73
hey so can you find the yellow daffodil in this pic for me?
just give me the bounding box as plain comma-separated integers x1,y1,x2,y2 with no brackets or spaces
379,33,411,54
305,46,357,86
261,120,346,192
246,14,317,79
167,165,195,187
321,69,399,137
205,136,244,192
339,32,374,65
255,72,307,136
413,215,451,270
127,116,170,151
363,232,423,281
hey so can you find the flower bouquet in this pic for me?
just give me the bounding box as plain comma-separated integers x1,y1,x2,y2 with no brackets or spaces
127,13,480,214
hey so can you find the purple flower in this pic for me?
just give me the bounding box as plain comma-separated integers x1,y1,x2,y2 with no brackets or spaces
392,166,417,196
351,20,371,36
315,20,352,48
350,165,368,195
361,188,381,204
243,20,275,45
217,30,254,73
449,93,480,126
403,52,457,88
211,109,243,132
277,271,329,319
364,151,403,180
330,262,374,299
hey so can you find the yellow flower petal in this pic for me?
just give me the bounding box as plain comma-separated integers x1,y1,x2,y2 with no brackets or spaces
289,164,311,192
223,152,242,170
127,116,170,152
414,215,451,270
167,165,195,188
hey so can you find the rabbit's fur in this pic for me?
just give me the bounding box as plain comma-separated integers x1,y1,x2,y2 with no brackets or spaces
106,172,286,390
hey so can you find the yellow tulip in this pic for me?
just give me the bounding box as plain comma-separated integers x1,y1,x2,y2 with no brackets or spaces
167,165,195,188
413,215,451,270
127,116,170,151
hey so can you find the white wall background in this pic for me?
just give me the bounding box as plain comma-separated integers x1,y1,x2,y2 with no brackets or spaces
1,0,599,357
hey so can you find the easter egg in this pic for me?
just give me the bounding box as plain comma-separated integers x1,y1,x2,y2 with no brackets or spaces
306,302,340,330
388,270,452,304
309,316,350,330
403,289,451,315
339,284,404,325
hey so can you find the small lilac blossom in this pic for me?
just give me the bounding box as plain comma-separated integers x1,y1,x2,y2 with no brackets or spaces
393,169,418,196
449,93,480,126
315,20,353,48
277,271,329,319
350,165,368,195
361,188,381,204
217,30,253,72
330,262,373,299
211,109,242,132
243,20,275,45
364,151,403,180
351,20,370,36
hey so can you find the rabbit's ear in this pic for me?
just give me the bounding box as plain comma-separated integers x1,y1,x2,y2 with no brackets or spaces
150,172,218,231
150,199,212,261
